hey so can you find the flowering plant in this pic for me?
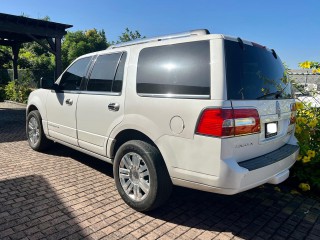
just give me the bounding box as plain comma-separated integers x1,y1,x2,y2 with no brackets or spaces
293,92,320,192
299,61,320,73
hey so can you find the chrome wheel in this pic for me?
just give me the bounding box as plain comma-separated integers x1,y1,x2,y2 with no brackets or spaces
28,116,40,146
119,152,150,201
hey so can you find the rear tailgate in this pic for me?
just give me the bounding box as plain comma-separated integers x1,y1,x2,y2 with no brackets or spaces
221,99,296,163
222,37,297,163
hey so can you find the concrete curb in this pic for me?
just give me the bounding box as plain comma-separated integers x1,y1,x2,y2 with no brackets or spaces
4,100,27,107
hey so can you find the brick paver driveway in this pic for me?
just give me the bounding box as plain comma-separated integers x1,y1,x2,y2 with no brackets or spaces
0,101,320,240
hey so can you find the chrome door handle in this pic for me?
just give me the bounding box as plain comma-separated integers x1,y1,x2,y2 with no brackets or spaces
108,103,120,111
65,99,73,105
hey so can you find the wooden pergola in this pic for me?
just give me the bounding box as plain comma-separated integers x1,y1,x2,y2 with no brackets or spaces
0,13,72,80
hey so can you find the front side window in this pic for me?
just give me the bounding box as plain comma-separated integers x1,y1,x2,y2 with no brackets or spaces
87,52,126,93
137,41,210,97
59,57,91,91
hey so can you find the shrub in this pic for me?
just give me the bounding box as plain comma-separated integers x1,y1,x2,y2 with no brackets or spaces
4,70,34,103
290,61,320,192
292,98,320,192
5,78,32,103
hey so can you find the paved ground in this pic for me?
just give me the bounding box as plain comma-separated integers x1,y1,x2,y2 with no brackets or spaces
0,101,320,240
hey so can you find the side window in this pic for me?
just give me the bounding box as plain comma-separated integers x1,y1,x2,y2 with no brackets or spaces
136,41,210,97
59,57,91,91
87,52,126,92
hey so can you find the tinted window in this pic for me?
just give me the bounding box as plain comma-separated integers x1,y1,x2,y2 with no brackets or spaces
113,52,127,93
60,57,91,91
225,40,292,100
87,53,122,92
137,41,210,96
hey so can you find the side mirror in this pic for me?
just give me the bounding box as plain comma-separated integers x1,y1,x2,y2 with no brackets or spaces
39,77,54,89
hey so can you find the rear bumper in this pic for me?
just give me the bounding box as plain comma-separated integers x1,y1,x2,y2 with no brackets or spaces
171,144,299,195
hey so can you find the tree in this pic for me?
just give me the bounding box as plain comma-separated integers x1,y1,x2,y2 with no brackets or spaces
18,41,55,71
114,28,144,44
62,29,108,68
0,46,12,69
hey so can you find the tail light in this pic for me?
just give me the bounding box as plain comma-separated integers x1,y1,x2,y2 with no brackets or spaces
196,108,261,137
290,103,296,125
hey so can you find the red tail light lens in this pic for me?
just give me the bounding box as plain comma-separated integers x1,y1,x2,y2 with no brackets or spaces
196,108,261,137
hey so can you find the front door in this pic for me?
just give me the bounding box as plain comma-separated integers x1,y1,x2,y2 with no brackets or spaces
46,56,92,146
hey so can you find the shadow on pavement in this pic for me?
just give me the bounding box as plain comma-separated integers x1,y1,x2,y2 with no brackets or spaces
0,175,87,239
0,108,26,143
46,143,114,178
46,143,319,239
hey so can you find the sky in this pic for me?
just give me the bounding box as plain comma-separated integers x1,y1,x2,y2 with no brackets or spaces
1,0,320,69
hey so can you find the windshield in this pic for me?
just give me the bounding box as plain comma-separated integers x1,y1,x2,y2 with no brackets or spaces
225,40,293,100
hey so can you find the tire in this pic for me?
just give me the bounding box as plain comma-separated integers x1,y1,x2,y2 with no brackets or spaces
113,140,172,212
26,110,51,151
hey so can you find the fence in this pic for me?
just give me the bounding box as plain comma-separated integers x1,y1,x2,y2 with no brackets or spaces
0,69,55,87
289,71,320,108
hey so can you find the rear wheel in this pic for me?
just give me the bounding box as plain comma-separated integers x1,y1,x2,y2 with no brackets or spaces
113,140,172,212
26,110,51,151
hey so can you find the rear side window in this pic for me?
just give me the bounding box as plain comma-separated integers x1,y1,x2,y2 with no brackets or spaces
137,41,210,97
87,53,122,92
225,40,292,100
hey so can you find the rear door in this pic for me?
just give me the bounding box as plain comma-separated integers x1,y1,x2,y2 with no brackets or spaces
76,52,127,156
222,39,296,162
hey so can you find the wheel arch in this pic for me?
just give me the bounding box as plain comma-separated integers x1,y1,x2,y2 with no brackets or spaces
111,129,159,159
27,104,39,115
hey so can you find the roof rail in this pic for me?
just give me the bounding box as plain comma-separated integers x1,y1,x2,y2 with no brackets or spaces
108,29,210,49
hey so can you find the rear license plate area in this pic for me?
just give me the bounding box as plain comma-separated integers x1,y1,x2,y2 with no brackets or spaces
265,122,278,138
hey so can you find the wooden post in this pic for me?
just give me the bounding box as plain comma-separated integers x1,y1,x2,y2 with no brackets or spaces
11,43,20,80
55,37,62,79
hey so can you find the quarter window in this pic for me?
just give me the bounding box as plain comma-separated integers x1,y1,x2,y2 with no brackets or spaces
137,41,210,97
59,57,92,91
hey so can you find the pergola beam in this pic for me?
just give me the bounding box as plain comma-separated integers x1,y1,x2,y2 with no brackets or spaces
0,13,72,80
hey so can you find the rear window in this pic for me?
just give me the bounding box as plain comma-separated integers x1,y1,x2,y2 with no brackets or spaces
137,41,210,97
225,40,292,100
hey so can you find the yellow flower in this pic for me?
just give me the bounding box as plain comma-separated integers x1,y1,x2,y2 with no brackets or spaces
295,125,302,134
301,118,308,124
295,102,304,110
299,61,311,69
312,68,320,73
308,119,318,128
297,155,302,161
307,150,316,158
302,156,311,163
299,183,311,191
307,112,314,118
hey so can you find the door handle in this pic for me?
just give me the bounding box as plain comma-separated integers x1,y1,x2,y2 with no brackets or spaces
65,99,73,105
108,103,120,111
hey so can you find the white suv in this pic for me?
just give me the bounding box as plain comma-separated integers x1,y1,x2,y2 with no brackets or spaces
26,29,299,211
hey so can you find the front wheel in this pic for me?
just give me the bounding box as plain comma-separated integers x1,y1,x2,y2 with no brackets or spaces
26,110,51,151
113,140,172,212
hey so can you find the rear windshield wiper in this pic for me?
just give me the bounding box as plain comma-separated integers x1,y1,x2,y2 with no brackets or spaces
256,90,282,100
